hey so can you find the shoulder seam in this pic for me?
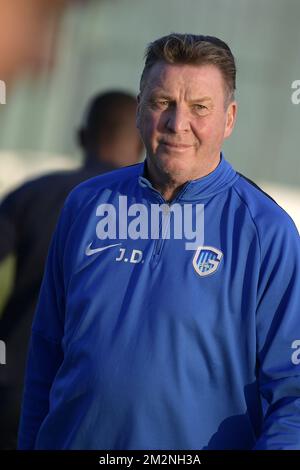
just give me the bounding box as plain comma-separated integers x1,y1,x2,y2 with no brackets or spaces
232,184,262,266
237,172,278,205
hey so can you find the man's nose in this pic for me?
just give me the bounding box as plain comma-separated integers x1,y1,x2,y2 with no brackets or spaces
165,106,190,132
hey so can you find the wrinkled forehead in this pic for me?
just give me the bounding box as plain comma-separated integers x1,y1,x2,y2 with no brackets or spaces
141,61,227,102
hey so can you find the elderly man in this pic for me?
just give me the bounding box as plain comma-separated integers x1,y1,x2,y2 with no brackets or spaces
18,34,300,450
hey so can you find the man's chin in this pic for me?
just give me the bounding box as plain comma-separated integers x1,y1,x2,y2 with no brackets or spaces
157,157,192,180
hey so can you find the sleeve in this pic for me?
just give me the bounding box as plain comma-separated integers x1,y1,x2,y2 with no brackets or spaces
17,200,72,450
254,215,300,449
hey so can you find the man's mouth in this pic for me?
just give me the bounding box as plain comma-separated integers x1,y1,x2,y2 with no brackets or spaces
160,141,193,150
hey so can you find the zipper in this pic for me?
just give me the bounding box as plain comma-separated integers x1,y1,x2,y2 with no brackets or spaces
150,182,191,266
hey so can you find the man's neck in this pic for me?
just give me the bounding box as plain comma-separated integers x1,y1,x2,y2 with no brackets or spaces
142,161,182,202
144,155,221,202
156,181,185,202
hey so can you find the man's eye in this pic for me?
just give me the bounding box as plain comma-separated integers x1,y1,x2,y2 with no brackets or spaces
157,100,169,106
194,104,207,110
151,99,169,108
193,104,210,115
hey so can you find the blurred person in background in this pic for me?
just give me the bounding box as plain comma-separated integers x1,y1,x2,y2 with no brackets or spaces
0,0,69,86
0,90,143,449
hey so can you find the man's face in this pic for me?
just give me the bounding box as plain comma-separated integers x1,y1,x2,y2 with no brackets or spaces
136,62,237,184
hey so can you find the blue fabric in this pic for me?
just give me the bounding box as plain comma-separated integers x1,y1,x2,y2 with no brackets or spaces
18,155,300,449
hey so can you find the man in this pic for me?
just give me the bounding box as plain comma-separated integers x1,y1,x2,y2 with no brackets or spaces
0,90,142,449
18,34,300,450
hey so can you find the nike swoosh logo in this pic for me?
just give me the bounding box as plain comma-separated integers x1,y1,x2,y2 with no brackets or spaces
85,242,122,256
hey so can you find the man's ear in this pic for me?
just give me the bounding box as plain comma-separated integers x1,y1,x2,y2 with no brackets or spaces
224,100,237,139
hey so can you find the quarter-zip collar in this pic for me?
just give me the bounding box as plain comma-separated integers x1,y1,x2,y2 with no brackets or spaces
138,152,238,202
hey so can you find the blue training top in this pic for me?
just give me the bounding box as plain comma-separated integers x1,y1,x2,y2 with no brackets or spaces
18,155,300,449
